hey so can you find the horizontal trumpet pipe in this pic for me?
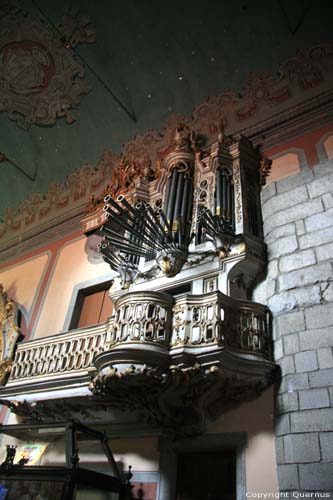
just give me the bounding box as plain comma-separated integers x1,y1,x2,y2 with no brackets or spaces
103,210,156,249
102,241,147,258
101,226,154,253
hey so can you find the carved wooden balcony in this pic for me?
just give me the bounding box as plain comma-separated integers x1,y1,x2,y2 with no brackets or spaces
3,324,107,394
98,291,174,369
0,290,275,436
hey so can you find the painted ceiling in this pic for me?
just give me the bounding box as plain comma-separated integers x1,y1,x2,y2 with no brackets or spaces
0,0,333,219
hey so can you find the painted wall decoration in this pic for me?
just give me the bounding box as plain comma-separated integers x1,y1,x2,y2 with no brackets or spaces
0,43,332,253
0,2,95,129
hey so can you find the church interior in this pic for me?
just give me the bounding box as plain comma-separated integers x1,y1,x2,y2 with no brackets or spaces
0,0,332,498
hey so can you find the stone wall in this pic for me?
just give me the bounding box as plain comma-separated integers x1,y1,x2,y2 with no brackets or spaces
253,161,333,493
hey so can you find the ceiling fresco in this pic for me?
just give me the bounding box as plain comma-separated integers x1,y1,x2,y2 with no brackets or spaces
0,0,332,219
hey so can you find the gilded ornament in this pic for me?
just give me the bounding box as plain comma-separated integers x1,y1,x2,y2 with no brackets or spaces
0,284,22,385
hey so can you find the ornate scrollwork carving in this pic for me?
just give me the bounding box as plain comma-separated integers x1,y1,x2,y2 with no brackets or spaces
0,284,22,385
90,363,220,436
259,157,272,186
109,291,173,346
0,3,95,128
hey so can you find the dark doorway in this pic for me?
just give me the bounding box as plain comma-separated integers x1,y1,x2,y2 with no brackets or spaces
176,450,236,500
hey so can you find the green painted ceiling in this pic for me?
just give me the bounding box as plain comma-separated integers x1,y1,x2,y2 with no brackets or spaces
1,0,333,218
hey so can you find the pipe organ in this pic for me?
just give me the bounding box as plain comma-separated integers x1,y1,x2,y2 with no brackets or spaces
0,126,275,436
87,125,267,293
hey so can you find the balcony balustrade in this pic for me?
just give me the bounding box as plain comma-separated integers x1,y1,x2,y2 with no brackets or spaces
4,291,271,395
109,291,174,347
7,324,108,388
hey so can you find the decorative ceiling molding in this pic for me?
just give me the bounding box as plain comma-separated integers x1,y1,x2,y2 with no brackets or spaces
0,2,95,129
0,43,333,259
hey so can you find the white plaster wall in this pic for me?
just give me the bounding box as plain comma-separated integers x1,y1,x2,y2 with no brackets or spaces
0,252,50,327
209,386,278,493
33,237,112,338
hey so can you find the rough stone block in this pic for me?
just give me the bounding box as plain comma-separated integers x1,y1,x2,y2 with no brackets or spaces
279,249,316,274
267,279,277,298
261,182,276,204
275,414,291,436
322,193,333,210
322,283,333,303
296,219,305,236
264,198,323,235
329,387,333,404
268,286,321,315
265,223,295,245
267,259,278,279
279,373,309,393
268,235,298,259
276,168,313,194
318,348,333,369
299,327,333,351
305,304,333,330
308,172,333,198
278,355,295,375
281,391,299,412
295,350,318,373
299,463,333,490
283,333,300,355
299,388,330,410
278,262,331,292
272,319,281,341
262,186,308,219
316,242,333,262
252,279,275,304
312,161,333,178
284,433,320,463
309,368,333,389
319,432,333,461
299,226,333,250
290,408,333,432
277,464,299,490
274,338,283,360
275,436,284,464
276,311,305,336
305,207,333,232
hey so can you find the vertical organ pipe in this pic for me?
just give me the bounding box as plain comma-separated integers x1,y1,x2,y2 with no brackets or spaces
231,181,235,229
162,177,171,214
216,168,222,216
186,182,194,222
226,179,232,221
181,177,190,220
222,173,227,217
174,173,184,223
165,168,179,223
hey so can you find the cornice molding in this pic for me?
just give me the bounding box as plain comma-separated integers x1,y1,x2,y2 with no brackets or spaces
1,43,333,262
